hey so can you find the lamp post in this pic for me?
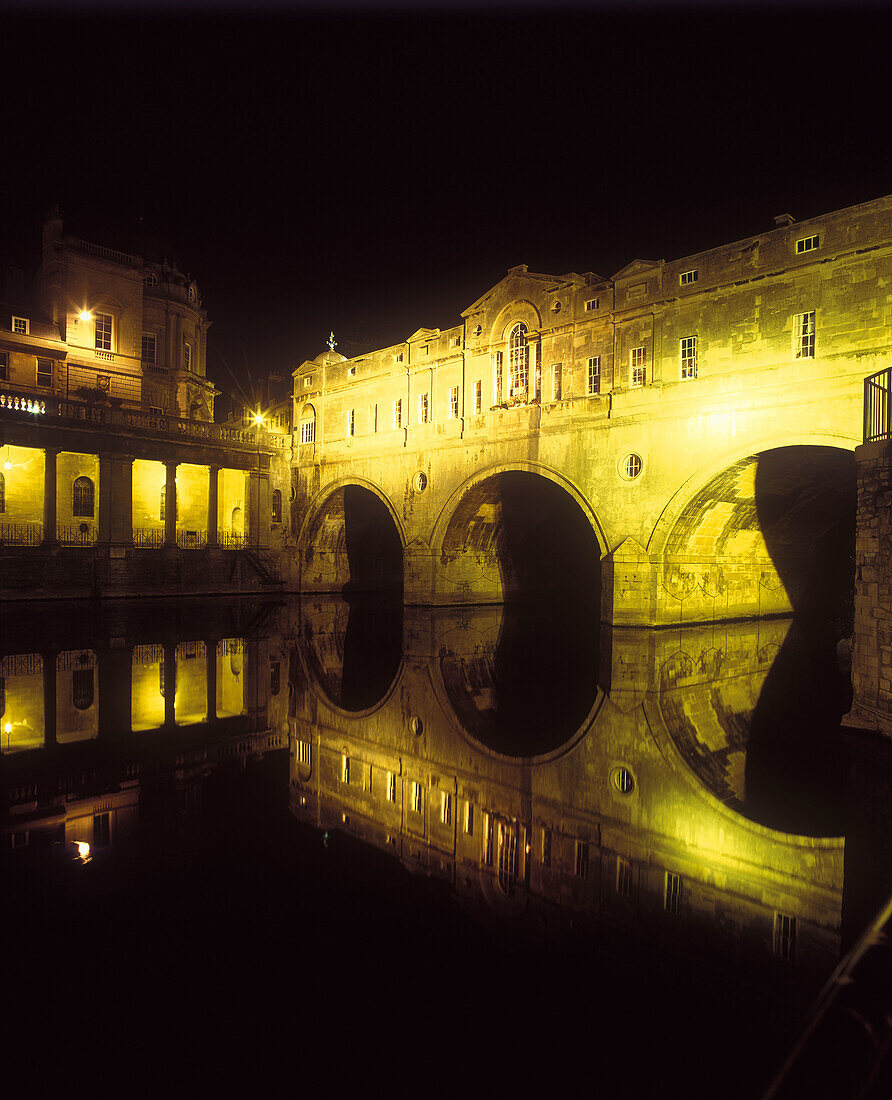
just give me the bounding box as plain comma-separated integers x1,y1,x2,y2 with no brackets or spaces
251,409,265,549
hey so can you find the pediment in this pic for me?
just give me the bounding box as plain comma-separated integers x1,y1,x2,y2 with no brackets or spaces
461,267,566,318
407,327,439,342
613,258,662,281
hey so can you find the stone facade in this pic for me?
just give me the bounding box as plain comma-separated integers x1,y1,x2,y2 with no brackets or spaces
291,195,892,624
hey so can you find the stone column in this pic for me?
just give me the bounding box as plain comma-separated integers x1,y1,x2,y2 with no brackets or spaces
43,650,57,749
163,643,176,728
207,465,220,548
248,470,270,548
42,447,59,546
98,646,132,739
163,461,178,548
98,454,134,547
206,638,217,721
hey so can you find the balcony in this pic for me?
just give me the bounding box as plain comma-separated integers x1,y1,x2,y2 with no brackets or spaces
864,367,892,442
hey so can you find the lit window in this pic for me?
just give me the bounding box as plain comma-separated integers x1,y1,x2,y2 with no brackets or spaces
36,357,53,388
141,332,156,364
72,476,94,517
584,298,599,311
795,311,816,359
575,841,589,879
774,912,796,959
418,393,428,424
449,386,459,418
341,754,350,784
183,342,193,371
411,781,423,814
796,234,819,254
0,471,5,513
94,312,112,351
552,363,562,401
498,820,518,895
616,858,632,896
12,316,29,335
680,336,698,380
0,350,8,381
665,871,681,915
393,398,402,429
680,269,698,286
440,791,452,825
630,347,647,387
387,771,396,802
483,812,493,866
587,356,600,395
465,802,474,835
508,323,529,395
347,409,355,437
474,380,482,413
271,489,282,524
493,351,504,404
299,405,316,444
296,740,311,767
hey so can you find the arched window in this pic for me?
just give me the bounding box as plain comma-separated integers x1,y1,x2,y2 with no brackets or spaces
508,323,529,395
271,489,282,524
0,471,5,513
300,404,316,444
72,668,94,710
72,476,94,517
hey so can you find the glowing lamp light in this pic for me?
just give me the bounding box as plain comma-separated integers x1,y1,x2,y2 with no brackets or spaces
4,460,11,471
78,310,93,322
4,722,11,734
76,841,91,861
252,410,265,427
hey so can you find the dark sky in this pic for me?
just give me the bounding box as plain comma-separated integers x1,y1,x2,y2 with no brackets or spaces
1,2,890,408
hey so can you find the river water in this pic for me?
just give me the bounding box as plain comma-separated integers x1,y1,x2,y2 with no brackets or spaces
1,594,866,1097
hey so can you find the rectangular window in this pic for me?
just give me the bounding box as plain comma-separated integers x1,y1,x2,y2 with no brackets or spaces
774,912,796,959
552,363,562,401
464,802,474,835
450,336,461,348
542,828,552,868
183,342,192,371
587,356,601,395
393,399,402,429
474,380,482,413
575,841,589,879
411,781,423,814
680,269,698,286
796,234,819,254
0,350,7,381
418,392,428,424
584,298,599,311
616,858,632,897
483,812,493,866
303,375,313,388
630,346,647,387
12,316,29,335
95,312,112,351
394,352,404,364
680,335,698,380
93,812,111,848
347,409,355,437
296,740,311,767
494,351,504,404
449,385,459,418
795,311,816,359
347,366,356,378
371,404,378,433
36,357,53,388
300,419,315,444
341,754,350,784
665,871,681,915
141,332,156,363
387,771,396,802
149,406,164,417
440,791,452,825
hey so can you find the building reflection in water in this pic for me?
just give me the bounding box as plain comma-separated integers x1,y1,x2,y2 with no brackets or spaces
0,593,878,1095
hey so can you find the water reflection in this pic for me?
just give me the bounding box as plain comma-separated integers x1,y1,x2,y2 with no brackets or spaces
0,593,871,1097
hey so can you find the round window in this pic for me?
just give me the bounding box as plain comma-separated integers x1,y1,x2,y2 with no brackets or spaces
473,325,482,337
410,715,423,737
612,767,635,795
413,472,428,492
620,453,643,480
551,300,562,313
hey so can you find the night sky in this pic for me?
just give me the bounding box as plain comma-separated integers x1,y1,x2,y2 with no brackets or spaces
1,2,890,409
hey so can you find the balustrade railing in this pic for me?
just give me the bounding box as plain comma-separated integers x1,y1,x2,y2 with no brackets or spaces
176,529,207,549
0,522,43,546
132,527,165,549
57,523,97,546
219,531,247,550
864,367,892,442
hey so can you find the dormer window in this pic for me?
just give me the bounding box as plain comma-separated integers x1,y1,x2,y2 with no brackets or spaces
796,234,819,254
584,298,599,312
680,269,698,286
12,316,29,335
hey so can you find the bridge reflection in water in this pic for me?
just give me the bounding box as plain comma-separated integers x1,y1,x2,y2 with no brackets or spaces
0,595,881,1096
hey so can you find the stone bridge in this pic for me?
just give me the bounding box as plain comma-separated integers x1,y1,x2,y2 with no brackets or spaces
290,194,892,625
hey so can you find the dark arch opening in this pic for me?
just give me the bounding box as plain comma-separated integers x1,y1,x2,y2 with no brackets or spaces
306,485,403,597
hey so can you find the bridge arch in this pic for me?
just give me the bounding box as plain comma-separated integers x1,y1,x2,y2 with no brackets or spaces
298,477,405,596
430,461,607,605
641,432,858,626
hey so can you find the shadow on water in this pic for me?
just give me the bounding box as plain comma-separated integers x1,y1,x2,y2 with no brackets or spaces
745,446,856,835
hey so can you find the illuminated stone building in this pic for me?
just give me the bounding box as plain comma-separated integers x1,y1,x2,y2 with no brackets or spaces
0,210,283,598
290,194,892,625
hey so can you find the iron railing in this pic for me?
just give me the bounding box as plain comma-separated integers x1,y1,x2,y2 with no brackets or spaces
176,529,207,549
219,531,248,550
864,367,892,442
56,523,97,546
0,522,43,546
132,527,165,549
